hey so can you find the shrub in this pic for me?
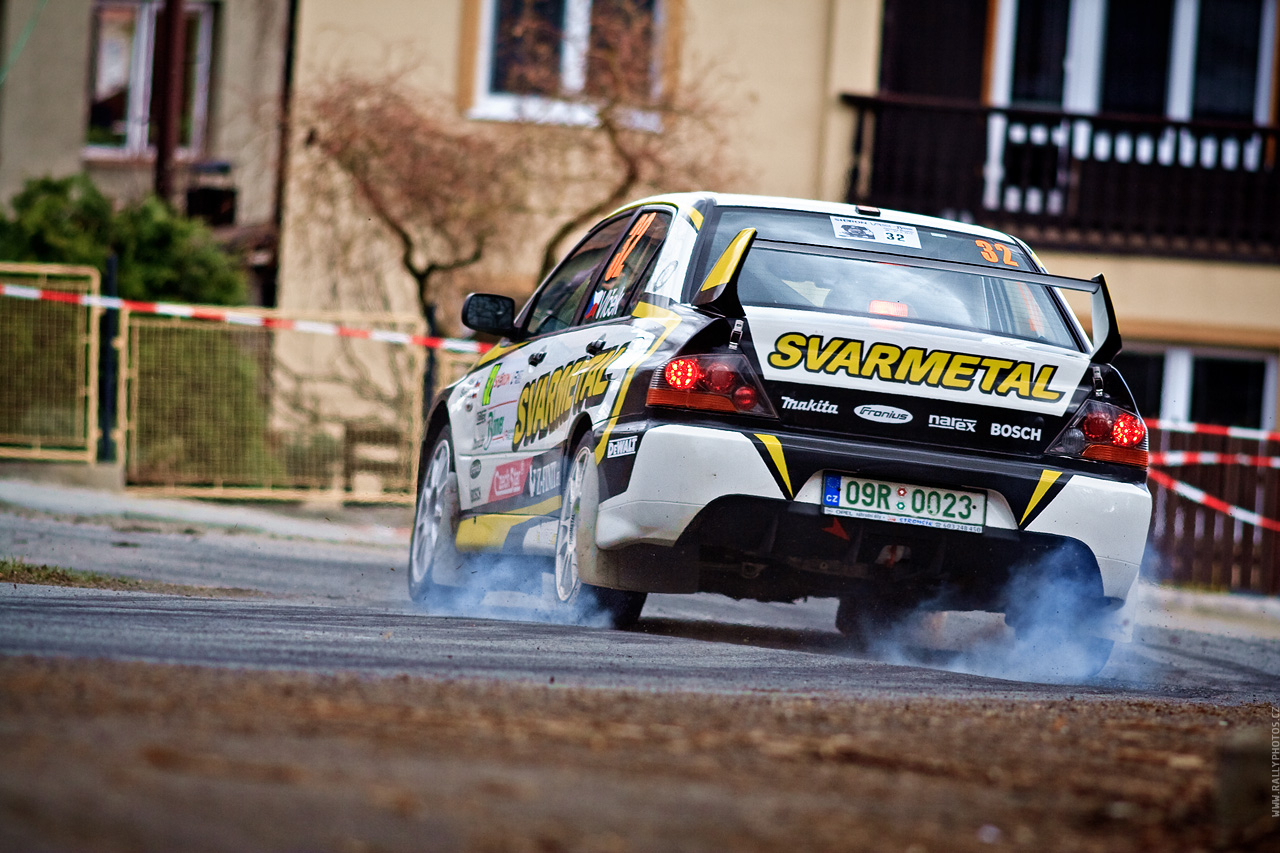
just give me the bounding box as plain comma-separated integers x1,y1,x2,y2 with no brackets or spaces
0,174,245,305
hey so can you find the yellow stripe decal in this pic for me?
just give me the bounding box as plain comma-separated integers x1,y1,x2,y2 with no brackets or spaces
595,302,683,463
1020,470,1062,525
475,340,525,368
454,496,563,551
687,207,703,230
753,433,792,497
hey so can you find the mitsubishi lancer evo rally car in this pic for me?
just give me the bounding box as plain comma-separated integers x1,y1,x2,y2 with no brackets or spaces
409,192,1152,673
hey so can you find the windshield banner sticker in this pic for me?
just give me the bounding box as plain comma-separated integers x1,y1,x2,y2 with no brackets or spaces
751,309,1087,415
830,216,921,249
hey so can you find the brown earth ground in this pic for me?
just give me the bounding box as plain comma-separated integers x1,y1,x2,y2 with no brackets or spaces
1,655,1276,853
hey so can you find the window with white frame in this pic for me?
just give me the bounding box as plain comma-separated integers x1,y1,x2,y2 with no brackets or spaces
992,0,1277,123
86,0,214,156
984,0,1277,212
1112,345,1278,430
471,0,663,123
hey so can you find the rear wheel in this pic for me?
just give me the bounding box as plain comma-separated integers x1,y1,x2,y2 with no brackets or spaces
1004,560,1114,678
835,592,911,650
408,428,476,607
554,435,646,628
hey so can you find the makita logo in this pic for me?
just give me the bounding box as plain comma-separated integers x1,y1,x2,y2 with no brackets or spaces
781,396,839,414
928,414,977,432
854,404,912,424
991,423,1042,441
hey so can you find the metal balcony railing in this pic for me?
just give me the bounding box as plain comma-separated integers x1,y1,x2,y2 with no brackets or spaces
841,93,1280,263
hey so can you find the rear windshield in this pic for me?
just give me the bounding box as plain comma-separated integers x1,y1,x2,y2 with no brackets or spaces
736,244,1080,349
699,207,1038,269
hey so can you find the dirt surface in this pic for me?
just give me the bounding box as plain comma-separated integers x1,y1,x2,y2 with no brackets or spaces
1,655,1275,853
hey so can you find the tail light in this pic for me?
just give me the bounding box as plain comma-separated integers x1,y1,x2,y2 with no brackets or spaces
647,353,778,417
1047,400,1148,468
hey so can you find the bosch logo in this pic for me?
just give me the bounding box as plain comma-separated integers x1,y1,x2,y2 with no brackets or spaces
854,404,912,424
991,423,1042,441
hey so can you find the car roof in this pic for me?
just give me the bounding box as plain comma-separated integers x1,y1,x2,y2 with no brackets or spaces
622,191,1026,246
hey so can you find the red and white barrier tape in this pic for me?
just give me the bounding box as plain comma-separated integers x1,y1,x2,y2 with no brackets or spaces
1149,451,1280,468
0,283,491,354
1146,468,1280,532
1148,418,1280,444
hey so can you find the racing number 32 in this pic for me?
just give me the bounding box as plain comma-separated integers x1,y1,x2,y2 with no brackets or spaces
975,239,1020,267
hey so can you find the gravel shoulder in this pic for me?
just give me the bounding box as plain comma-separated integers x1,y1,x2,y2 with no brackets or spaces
2,481,1279,851
2,655,1276,853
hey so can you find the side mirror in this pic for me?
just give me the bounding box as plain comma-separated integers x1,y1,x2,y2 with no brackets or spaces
461,293,518,339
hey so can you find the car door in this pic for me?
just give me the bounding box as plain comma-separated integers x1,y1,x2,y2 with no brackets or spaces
459,213,635,518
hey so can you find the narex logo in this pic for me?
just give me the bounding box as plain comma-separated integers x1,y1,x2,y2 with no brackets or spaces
929,414,977,432
767,333,1064,402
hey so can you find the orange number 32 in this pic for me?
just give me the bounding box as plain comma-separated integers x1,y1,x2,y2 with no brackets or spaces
975,239,1019,267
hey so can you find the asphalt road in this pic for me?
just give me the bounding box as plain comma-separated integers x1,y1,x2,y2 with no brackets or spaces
2,500,1278,704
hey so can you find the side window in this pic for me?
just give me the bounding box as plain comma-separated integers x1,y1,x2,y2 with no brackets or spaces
581,210,670,324
523,216,630,337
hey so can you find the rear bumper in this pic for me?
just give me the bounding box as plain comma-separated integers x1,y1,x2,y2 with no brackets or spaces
596,423,1150,600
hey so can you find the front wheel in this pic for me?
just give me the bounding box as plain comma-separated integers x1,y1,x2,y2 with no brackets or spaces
553,435,646,629
408,427,475,606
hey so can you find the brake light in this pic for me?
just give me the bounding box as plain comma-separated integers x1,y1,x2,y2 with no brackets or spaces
869,299,909,317
1111,412,1146,447
647,353,778,417
1047,401,1148,468
664,358,701,390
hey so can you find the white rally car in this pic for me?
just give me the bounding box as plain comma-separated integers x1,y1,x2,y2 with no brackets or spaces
409,193,1151,673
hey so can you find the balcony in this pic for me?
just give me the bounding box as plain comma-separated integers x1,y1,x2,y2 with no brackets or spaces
840,93,1280,263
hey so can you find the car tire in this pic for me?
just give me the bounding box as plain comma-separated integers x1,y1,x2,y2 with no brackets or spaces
1003,561,1113,678
553,434,646,629
1008,621,1115,679
834,593,909,650
408,427,477,607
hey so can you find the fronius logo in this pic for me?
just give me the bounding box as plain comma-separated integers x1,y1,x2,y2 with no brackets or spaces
854,404,912,424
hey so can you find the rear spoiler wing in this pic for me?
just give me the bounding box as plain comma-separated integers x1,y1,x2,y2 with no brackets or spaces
695,229,1123,363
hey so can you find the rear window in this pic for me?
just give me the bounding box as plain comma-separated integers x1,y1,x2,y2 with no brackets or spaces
700,207,1038,268
736,244,1080,349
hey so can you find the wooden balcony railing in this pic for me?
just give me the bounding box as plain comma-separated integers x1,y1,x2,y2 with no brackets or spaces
841,93,1280,263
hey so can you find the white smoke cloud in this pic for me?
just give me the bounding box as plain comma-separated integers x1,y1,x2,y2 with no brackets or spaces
865,543,1123,683
413,554,622,628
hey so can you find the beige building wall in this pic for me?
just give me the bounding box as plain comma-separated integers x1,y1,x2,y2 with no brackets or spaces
0,0,94,201
1047,251,1280,426
278,0,886,313
0,0,287,230
277,0,1279,425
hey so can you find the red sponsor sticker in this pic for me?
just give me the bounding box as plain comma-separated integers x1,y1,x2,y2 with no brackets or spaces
488,458,531,501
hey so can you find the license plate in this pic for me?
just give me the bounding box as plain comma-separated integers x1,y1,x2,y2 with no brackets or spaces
822,474,986,533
